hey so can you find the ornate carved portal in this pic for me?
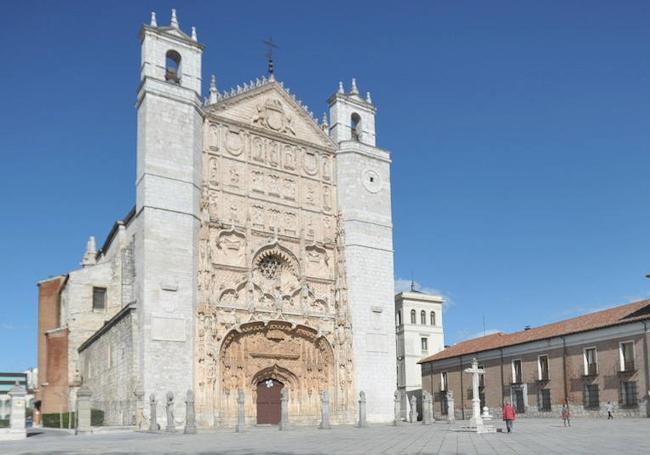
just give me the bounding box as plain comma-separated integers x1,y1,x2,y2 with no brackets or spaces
218,321,334,425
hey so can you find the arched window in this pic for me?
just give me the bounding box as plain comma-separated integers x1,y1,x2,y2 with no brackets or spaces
396,311,402,326
420,310,426,325
351,113,361,141
165,50,181,84
410,309,416,324
430,311,436,326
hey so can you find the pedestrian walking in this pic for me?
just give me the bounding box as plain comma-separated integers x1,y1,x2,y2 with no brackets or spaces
606,401,614,420
561,402,571,427
502,400,516,433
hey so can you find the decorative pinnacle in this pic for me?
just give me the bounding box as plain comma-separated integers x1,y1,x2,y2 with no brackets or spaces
337,81,344,94
350,78,359,95
191,26,197,42
321,112,329,131
366,91,372,104
150,11,157,27
170,9,179,29
209,75,218,104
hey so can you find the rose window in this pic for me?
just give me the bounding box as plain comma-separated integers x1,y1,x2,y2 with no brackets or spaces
259,255,283,279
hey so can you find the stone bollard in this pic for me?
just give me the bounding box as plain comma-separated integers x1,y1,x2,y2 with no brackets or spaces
7,382,27,440
319,390,331,429
279,387,289,431
235,389,245,433
165,392,176,432
393,390,400,426
357,391,367,428
184,390,196,434
422,391,431,425
75,385,92,434
149,393,158,432
409,395,417,423
134,385,145,431
446,391,455,424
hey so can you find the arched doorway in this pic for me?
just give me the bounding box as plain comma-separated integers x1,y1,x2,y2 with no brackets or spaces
256,378,283,424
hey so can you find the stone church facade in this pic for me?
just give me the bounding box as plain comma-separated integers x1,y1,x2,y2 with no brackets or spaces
36,10,396,428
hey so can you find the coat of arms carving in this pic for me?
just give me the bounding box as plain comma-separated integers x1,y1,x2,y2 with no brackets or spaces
252,99,296,136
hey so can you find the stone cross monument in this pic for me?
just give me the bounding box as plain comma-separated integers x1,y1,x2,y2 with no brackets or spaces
463,358,484,428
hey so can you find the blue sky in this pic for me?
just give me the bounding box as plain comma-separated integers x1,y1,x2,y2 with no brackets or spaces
1,1,649,371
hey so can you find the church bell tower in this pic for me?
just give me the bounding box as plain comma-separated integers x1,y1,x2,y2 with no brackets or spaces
329,80,397,422
135,9,203,424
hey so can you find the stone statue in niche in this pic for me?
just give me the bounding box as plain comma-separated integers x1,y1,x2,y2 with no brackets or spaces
252,136,265,162
268,174,280,196
323,186,331,211
305,184,315,205
208,191,219,222
283,179,296,200
229,167,240,186
251,170,264,193
284,145,296,170
268,140,279,166
209,157,218,186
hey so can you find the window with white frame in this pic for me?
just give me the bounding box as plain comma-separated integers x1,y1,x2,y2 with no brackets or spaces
584,347,598,376
410,309,416,324
620,342,635,372
430,311,436,326
538,355,549,381
420,310,426,325
421,337,429,353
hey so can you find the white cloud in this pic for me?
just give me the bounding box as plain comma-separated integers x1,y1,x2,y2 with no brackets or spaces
0,323,30,331
394,278,453,306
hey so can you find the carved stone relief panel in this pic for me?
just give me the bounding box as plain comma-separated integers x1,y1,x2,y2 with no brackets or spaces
283,211,298,236
304,181,318,207
223,160,244,191
225,128,245,157
267,173,281,197
207,190,219,222
250,169,265,194
209,123,220,151
215,228,246,268
304,244,330,280
303,148,319,176
250,204,265,230
283,178,296,201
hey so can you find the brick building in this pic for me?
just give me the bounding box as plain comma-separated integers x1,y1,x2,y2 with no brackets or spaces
420,300,650,419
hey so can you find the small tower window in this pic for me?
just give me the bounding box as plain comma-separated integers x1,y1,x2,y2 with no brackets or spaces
351,113,361,141
420,310,426,325
165,50,181,84
410,309,416,324
430,311,436,326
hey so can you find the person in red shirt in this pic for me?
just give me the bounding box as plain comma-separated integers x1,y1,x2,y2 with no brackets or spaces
502,400,516,433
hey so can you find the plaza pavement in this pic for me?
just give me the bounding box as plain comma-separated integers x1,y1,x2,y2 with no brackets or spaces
2,418,649,455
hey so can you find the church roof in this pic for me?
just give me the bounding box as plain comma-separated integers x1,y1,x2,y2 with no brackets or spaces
419,299,650,363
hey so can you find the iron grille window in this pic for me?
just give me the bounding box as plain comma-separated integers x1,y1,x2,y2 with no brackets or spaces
620,381,638,408
92,287,106,311
539,389,551,412
421,337,429,353
440,392,448,415
583,384,599,409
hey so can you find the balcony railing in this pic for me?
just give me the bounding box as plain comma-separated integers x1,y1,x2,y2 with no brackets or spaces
585,364,598,376
620,361,635,373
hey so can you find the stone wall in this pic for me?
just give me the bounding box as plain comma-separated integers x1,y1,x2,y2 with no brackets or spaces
78,305,139,426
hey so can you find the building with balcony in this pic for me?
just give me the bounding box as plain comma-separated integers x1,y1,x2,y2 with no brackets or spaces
419,299,650,419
